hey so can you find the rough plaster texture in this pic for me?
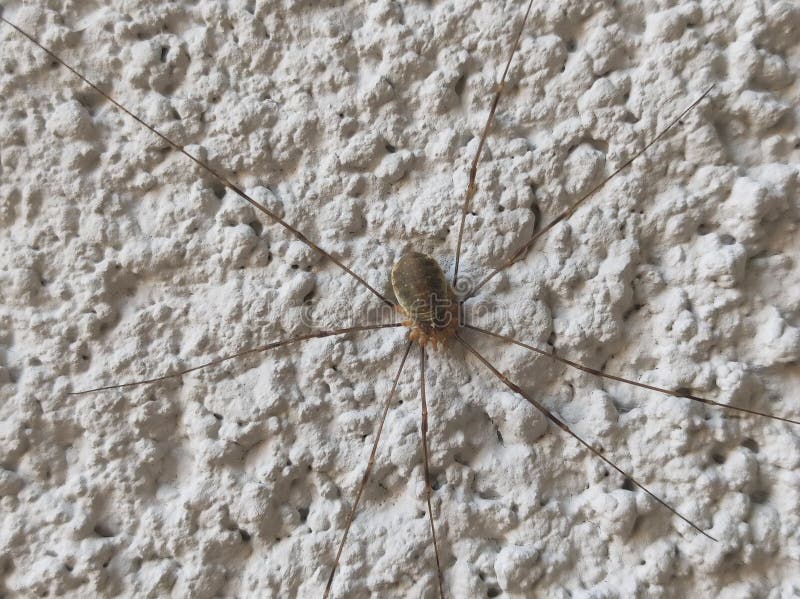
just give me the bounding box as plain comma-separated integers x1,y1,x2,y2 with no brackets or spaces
1,0,800,597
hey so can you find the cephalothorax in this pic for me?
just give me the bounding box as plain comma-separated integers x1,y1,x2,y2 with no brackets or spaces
391,252,459,348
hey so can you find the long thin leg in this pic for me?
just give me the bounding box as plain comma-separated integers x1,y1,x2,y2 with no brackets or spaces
455,333,717,542
323,341,413,599
420,345,445,599
451,0,535,290
70,323,401,395
465,323,800,426
466,84,716,300
0,16,393,308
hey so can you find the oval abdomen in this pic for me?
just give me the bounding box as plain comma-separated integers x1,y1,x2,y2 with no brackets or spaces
391,252,452,327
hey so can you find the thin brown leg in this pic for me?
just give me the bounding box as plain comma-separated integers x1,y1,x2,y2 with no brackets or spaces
466,84,716,300
70,323,401,395
465,323,800,426
420,345,445,598
323,341,413,599
451,0,535,290
455,333,717,542
0,16,393,308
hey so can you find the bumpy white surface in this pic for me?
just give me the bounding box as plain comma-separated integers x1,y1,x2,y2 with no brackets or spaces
1,1,799,597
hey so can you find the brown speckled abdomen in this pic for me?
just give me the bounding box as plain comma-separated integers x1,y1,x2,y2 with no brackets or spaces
391,252,452,327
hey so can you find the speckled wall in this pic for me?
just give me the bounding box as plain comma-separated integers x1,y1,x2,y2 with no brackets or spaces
1,1,798,597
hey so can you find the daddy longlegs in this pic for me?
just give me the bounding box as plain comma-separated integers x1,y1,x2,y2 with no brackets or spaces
3,1,799,597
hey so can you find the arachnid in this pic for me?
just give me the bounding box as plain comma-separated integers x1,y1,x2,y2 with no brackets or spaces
2,1,800,598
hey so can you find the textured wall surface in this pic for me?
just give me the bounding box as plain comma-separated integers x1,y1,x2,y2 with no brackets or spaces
1,1,799,597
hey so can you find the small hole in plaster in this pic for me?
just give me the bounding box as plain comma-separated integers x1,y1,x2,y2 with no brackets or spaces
93,523,116,538
212,184,226,199
454,74,466,97
741,437,759,453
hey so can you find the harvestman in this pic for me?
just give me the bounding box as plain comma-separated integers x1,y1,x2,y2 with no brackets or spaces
4,1,799,597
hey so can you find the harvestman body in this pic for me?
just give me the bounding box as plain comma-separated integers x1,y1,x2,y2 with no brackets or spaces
4,1,800,597
391,252,460,349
